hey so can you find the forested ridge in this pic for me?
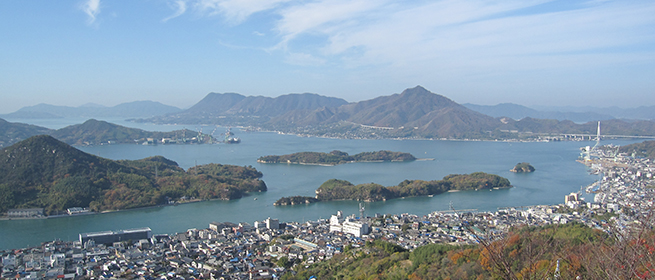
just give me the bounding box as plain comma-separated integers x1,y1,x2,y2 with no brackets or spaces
619,140,655,159
258,150,416,165
0,135,265,214
274,172,510,205
314,172,510,202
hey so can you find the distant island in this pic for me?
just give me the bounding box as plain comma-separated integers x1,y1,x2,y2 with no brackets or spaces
258,150,416,166
0,118,218,147
0,135,266,216
510,162,535,173
274,172,511,205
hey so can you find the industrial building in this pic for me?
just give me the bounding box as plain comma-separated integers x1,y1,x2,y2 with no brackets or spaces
79,227,152,245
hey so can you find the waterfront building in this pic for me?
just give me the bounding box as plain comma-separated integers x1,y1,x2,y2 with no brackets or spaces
6,208,43,218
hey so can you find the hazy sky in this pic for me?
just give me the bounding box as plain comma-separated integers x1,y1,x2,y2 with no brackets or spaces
1,0,654,113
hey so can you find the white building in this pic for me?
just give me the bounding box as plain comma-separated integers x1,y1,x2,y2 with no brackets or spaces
329,211,370,237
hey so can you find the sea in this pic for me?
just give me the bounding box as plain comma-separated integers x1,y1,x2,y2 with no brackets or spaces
0,117,638,250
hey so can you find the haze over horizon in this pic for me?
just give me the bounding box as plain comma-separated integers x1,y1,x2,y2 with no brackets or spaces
1,0,654,114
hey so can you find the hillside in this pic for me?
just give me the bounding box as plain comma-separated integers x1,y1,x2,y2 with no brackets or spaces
1,101,181,119
268,86,501,139
0,135,266,214
50,119,216,145
619,140,655,159
140,92,348,125
114,86,655,140
284,223,651,280
0,118,53,148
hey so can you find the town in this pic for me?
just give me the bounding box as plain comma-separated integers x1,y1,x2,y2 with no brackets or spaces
1,144,653,280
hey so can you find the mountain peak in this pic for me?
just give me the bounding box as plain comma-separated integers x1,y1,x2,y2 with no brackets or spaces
401,85,430,95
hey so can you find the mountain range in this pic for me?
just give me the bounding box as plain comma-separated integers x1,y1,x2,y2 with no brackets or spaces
139,85,654,139
1,100,181,119
463,103,617,123
5,86,655,140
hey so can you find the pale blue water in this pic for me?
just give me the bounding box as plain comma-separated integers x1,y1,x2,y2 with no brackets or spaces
0,118,639,250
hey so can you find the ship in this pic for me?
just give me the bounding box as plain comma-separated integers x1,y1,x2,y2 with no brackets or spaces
224,128,241,144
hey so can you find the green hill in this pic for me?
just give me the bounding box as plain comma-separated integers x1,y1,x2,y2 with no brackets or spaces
50,119,215,145
0,118,53,148
619,140,655,159
258,150,416,165
278,172,510,203
0,135,266,214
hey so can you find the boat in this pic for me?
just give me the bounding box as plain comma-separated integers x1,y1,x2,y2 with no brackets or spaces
224,128,241,144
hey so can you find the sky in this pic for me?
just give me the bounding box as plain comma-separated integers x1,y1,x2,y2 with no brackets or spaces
1,0,654,114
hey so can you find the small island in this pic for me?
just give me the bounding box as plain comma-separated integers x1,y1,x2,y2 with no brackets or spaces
273,196,318,206
274,172,511,205
511,162,535,173
258,150,416,166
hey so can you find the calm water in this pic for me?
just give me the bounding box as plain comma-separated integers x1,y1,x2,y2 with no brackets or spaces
0,118,637,250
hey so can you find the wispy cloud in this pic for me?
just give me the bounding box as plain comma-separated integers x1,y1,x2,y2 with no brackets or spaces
194,0,292,24
162,0,655,78
269,0,655,74
80,0,101,24
163,0,188,22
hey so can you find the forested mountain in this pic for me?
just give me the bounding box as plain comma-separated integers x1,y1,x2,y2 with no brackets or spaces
140,85,655,140
1,100,181,119
10,86,655,141
0,119,215,147
0,135,266,214
50,119,214,145
142,92,349,125
619,140,655,159
266,86,502,139
0,118,52,148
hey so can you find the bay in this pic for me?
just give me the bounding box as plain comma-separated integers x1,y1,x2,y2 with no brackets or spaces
0,118,634,250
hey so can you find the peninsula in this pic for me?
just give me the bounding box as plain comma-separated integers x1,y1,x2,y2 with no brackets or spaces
0,135,266,216
274,172,511,205
258,150,416,166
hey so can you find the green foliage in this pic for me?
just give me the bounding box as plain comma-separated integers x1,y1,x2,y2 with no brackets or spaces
444,172,511,190
314,173,510,202
279,234,295,241
277,256,293,269
284,223,644,280
258,150,416,165
619,140,655,159
367,240,407,254
274,196,318,206
0,135,266,215
49,119,216,145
